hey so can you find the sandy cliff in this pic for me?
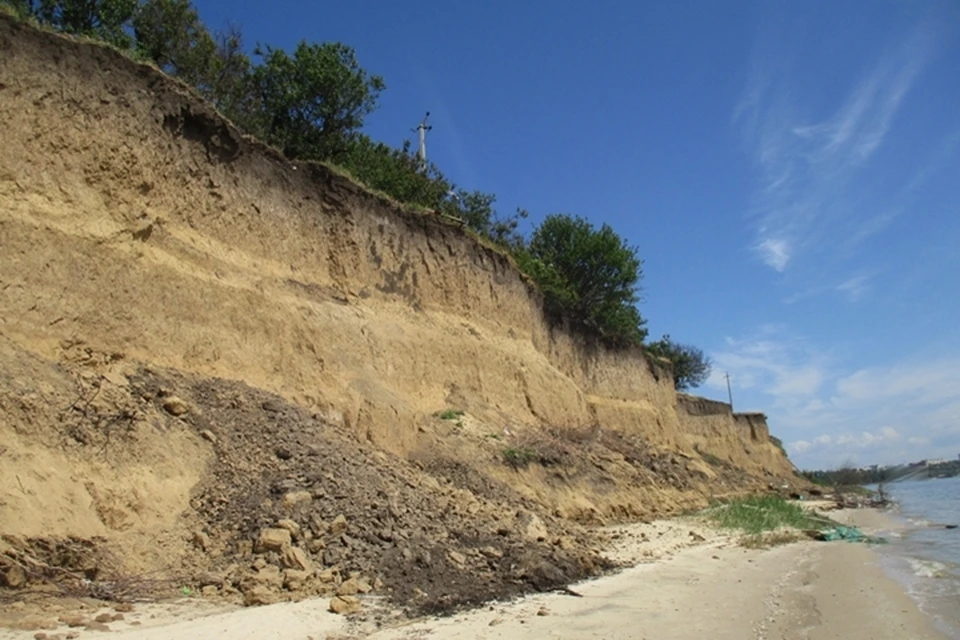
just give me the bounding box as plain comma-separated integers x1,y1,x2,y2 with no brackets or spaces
0,15,800,610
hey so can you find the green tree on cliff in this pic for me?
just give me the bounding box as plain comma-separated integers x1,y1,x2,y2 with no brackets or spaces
518,214,647,346
245,41,385,161
132,0,250,116
646,335,712,390
33,0,137,47
133,0,214,79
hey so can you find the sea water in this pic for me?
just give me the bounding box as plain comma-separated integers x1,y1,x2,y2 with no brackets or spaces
877,476,960,637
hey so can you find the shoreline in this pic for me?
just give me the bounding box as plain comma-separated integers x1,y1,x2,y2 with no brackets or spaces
0,509,949,639
838,500,960,639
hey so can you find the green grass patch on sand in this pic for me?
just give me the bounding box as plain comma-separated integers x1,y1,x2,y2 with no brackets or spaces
706,495,820,535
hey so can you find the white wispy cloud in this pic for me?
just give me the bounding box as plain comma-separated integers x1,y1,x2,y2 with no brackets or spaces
707,325,829,405
708,325,960,468
835,272,874,302
735,20,940,273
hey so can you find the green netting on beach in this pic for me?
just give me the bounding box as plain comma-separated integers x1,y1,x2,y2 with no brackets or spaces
815,525,887,544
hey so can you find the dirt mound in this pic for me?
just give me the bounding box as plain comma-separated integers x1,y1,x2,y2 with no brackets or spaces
144,367,609,613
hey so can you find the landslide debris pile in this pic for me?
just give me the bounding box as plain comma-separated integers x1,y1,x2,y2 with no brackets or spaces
0,340,606,615
152,368,611,613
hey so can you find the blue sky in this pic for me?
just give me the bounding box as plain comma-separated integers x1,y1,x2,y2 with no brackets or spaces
192,0,960,469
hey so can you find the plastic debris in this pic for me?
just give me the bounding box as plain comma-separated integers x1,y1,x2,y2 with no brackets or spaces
806,525,887,544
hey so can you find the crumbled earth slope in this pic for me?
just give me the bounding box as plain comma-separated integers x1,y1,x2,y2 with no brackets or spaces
0,15,805,615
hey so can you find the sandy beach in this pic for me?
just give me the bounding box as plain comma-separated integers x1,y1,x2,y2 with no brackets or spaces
0,509,947,640
365,512,946,640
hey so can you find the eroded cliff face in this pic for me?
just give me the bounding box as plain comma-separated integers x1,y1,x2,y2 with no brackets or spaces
675,395,793,480
0,15,799,585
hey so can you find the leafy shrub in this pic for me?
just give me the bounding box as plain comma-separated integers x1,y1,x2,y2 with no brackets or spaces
518,214,647,346
645,335,711,390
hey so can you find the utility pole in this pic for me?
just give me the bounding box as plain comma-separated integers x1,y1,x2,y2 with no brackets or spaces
413,112,431,170
724,372,734,410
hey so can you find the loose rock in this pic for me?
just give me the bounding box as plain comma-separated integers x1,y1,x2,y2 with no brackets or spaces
243,585,277,606
282,491,312,510
329,595,361,615
162,396,189,416
256,528,291,553
330,514,348,535
277,519,301,537
282,546,313,572
1,565,26,589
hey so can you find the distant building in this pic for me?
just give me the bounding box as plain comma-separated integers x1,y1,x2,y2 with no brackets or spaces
926,458,947,467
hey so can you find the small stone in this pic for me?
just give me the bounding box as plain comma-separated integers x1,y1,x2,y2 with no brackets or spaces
196,571,222,587
448,551,466,566
193,530,211,551
275,446,293,460
200,429,217,444
111,613,125,621
252,565,283,588
329,595,361,615
307,538,326,553
537,607,550,616
318,568,339,583
243,585,277,606
94,613,114,623
282,491,312,510
162,396,189,416
256,528,291,553
58,615,87,628
2,564,27,589
330,514,348,535
283,569,311,590
201,585,218,597
33,634,48,640
282,546,313,572
113,603,135,613
261,399,284,413
85,621,111,632
277,519,301,537
480,546,503,559
336,578,361,596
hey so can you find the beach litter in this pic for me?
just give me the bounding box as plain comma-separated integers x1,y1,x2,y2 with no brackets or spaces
805,525,887,544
